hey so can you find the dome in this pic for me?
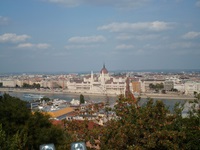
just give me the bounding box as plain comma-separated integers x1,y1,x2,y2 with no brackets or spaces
100,64,108,74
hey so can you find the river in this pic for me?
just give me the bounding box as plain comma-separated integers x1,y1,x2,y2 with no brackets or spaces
4,91,191,111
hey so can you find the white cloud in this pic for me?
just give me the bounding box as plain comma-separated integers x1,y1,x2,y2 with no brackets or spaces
36,43,50,49
43,0,149,9
43,0,81,7
116,34,133,40
116,34,159,40
115,44,134,50
170,42,200,49
98,21,175,32
65,44,97,49
0,16,9,25
17,43,34,48
17,43,50,49
0,33,30,43
68,35,106,43
182,31,200,39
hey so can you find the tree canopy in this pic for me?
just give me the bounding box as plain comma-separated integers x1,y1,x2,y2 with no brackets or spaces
0,93,199,150
0,93,71,150
149,83,164,91
22,83,40,89
80,94,85,104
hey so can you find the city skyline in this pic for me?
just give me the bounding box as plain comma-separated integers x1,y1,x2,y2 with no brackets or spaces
0,0,200,73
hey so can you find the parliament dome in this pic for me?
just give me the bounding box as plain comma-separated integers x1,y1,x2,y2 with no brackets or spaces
100,64,108,74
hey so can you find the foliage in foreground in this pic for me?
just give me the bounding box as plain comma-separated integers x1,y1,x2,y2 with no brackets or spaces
99,96,200,150
0,94,72,150
0,93,200,150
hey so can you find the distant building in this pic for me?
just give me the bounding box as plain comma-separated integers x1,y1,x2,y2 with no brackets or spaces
174,83,185,92
132,79,141,94
67,64,130,95
0,79,16,87
184,81,200,95
141,79,165,92
164,81,174,91
47,107,75,120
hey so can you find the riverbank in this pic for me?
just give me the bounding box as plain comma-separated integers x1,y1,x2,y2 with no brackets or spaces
140,93,195,100
0,88,195,100
0,88,117,97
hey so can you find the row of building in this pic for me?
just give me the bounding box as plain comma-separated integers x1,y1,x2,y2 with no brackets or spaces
1,65,200,95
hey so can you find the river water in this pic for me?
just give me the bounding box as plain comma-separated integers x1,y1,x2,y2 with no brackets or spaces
5,91,191,111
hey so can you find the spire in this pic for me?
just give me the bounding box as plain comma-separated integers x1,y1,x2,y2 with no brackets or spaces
100,63,108,74
90,71,94,90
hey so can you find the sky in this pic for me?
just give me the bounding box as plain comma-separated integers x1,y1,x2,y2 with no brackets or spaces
0,0,200,73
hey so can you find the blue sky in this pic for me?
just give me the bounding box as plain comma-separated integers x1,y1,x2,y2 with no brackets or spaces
0,0,200,73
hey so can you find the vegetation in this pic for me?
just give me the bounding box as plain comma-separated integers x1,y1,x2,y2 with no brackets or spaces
40,96,51,102
171,88,178,92
80,94,85,104
194,91,200,100
22,83,40,89
66,95,200,150
99,97,186,149
149,83,164,91
0,94,72,150
0,93,200,150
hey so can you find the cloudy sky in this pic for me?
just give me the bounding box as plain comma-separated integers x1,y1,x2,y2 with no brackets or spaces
0,0,200,73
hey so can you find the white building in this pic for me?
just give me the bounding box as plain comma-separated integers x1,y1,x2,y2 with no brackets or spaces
184,81,200,95
67,64,128,95
174,83,185,92
140,79,165,93
0,79,16,87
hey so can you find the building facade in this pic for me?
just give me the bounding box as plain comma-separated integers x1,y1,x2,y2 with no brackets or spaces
67,65,129,95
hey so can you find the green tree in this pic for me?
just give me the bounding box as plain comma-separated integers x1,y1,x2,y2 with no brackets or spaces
194,92,200,100
32,83,40,89
80,94,85,104
41,97,51,102
99,96,186,149
22,83,31,88
0,93,31,135
22,83,40,89
0,124,7,149
149,83,155,89
0,94,70,150
149,83,164,91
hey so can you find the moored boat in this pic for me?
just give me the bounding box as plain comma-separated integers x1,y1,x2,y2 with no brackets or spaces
23,93,44,99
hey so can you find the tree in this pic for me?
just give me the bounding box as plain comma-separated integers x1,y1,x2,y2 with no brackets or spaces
22,83,40,89
0,94,70,150
194,91,200,100
26,112,67,149
171,88,178,92
0,124,6,149
99,96,186,149
0,93,31,135
80,94,85,104
65,119,102,149
149,83,164,91
41,97,51,102
149,83,155,89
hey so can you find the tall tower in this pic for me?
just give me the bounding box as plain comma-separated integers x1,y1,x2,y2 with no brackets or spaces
90,71,94,90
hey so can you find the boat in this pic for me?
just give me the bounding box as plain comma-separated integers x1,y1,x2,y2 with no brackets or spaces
23,94,44,99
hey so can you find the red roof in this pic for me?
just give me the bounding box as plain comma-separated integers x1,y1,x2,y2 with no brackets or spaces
73,120,101,130
50,120,64,127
